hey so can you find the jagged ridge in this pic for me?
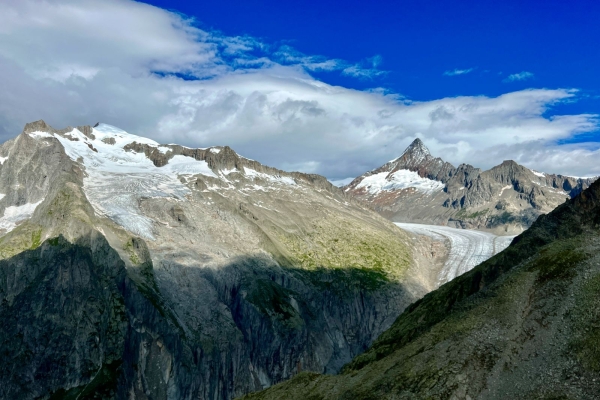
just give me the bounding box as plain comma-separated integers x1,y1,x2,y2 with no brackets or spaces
345,139,596,234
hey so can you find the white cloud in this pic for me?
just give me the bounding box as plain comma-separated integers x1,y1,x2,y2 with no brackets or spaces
504,71,535,82
329,177,355,187
443,68,474,76
0,0,598,180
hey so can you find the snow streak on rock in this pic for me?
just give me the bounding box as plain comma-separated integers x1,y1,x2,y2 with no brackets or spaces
395,222,515,284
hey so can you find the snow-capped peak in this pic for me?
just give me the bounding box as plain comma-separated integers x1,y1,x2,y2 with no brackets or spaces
25,123,300,240
92,123,160,147
27,124,219,240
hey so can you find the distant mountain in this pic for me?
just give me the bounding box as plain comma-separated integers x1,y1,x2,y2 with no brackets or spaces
241,148,600,400
345,138,596,234
0,121,437,399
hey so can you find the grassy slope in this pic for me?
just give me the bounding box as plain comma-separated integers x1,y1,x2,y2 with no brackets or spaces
242,179,600,399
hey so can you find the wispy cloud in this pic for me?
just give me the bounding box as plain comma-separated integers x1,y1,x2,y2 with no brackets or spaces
0,0,597,179
504,71,535,82
443,68,474,76
274,46,386,79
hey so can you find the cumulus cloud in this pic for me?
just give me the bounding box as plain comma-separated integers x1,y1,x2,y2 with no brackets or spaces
443,68,474,76
0,0,598,180
504,71,535,82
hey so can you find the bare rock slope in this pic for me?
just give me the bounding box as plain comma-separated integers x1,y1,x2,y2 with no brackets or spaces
0,121,440,400
345,139,595,234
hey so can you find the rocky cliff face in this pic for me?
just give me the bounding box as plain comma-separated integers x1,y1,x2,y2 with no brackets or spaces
242,156,600,400
345,139,595,234
0,121,438,400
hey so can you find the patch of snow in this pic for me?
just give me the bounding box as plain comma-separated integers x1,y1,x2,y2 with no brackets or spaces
209,147,221,154
157,146,171,154
0,156,8,165
168,144,204,150
0,200,43,233
531,170,546,178
221,168,239,175
92,124,160,147
0,194,5,201
244,168,296,185
28,131,53,139
499,185,512,196
162,155,217,177
356,170,444,195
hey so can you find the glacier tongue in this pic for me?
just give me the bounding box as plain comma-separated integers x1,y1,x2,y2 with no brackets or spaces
32,124,218,239
395,222,515,284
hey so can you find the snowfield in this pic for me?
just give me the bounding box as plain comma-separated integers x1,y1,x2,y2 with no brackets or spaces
395,222,515,284
0,200,44,233
30,124,221,240
356,170,445,195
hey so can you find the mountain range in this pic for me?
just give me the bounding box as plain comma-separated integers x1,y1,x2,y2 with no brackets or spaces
0,121,451,399
345,138,595,234
1,120,597,399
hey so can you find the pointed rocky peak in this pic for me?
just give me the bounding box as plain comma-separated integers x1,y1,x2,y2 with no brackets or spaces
393,138,432,166
388,138,455,179
404,138,430,156
23,120,53,134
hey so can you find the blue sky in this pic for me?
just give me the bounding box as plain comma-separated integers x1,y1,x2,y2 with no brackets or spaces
144,0,600,118
0,0,598,179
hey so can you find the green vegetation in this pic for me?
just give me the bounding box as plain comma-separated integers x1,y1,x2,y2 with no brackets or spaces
30,229,42,250
570,272,600,371
490,210,514,224
529,237,589,284
277,216,411,283
0,224,45,259
124,240,141,265
455,208,489,219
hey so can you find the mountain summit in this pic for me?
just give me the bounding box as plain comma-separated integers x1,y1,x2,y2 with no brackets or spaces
395,138,432,165
345,139,595,234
